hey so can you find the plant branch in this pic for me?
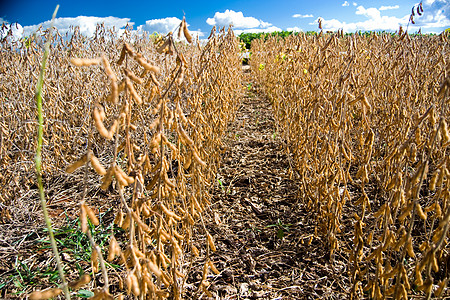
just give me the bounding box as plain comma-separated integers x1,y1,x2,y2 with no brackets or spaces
34,5,70,300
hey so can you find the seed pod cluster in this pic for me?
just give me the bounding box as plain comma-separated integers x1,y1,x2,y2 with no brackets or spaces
251,31,449,299
59,21,242,299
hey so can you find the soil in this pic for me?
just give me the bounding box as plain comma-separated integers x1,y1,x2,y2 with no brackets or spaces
188,68,349,299
0,67,349,299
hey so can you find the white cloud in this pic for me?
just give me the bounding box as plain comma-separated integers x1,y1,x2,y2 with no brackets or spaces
137,17,181,34
311,6,409,32
206,10,272,29
312,1,448,33
414,0,450,29
136,17,205,40
287,26,303,32
131,17,205,40
259,20,272,28
1,15,206,42
0,22,24,41
292,14,314,18
353,2,357,6
342,1,350,7
21,16,132,38
379,5,400,11
356,6,381,19
234,26,282,35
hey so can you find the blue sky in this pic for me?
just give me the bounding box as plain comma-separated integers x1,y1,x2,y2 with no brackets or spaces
0,0,448,39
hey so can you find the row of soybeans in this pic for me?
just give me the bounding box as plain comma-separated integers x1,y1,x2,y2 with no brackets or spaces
251,31,450,299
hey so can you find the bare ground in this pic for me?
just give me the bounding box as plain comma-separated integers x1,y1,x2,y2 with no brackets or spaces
193,69,349,299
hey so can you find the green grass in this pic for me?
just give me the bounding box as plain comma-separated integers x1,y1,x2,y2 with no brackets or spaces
266,218,293,239
2,210,122,296
38,210,121,271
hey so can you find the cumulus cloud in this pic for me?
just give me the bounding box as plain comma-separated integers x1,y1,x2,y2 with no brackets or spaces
137,17,204,40
24,16,132,38
353,2,357,6
356,6,381,19
287,26,303,32
342,1,350,7
137,17,181,34
0,22,24,41
2,17,129,41
312,1,449,33
311,6,408,32
1,15,206,42
414,0,450,29
292,14,314,18
206,10,272,29
379,5,400,11
234,26,282,35
259,20,272,28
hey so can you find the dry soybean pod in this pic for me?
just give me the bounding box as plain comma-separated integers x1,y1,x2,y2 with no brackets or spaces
91,247,99,273
177,19,183,39
182,17,192,43
150,72,160,86
117,44,126,65
115,165,135,185
83,203,99,226
192,147,207,167
113,166,130,187
66,154,88,173
68,274,91,290
124,68,143,84
105,80,119,104
135,55,160,73
29,288,62,300
177,123,194,146
124,42,135,56
209,261,220,275
70,57,101,67
176,101,188,125
160,203,181,220
147,260,162,277
207,233,217,252
80,202,88,233
101,54,117,82
125,78,143,105
148,86,159,103
114,209,124,227
156,39,170,54
93,106,116,140
100,166,114,190
90,153,106,176
176,65,185,85
107,236,121,262
178,52,188,65
191,244,200,256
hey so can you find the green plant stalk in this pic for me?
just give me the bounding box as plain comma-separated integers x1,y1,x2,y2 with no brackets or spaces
34,5,70,300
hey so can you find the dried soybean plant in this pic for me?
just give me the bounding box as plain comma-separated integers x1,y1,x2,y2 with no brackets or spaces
63,22,241,299
251,30,449,298
0,14,240,298
0,24,122,224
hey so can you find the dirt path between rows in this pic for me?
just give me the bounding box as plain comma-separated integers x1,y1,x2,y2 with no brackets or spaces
201,68,348,299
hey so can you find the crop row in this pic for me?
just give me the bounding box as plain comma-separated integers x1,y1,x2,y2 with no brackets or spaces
0,23,242,299
251,31,450,298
